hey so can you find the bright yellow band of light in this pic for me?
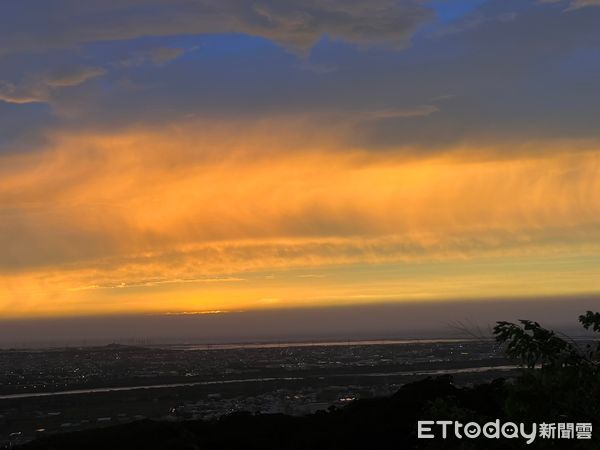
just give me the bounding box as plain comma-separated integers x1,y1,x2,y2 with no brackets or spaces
1,121,599,318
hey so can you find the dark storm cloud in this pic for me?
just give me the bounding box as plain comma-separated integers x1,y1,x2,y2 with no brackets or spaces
1,0,600,153
83,0,600,152
0,0,434,150
0,0,433,55
337,0,600,150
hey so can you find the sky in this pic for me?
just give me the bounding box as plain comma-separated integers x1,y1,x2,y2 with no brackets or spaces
1,0,600,338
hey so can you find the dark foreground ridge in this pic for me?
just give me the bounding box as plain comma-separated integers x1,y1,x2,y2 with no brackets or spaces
16,375,598,450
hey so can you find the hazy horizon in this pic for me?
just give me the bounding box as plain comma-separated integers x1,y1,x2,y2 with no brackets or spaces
1,294,598,348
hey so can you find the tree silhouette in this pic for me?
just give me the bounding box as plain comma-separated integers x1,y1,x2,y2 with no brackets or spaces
494,311,600,370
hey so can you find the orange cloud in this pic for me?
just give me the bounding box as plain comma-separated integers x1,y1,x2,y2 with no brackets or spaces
1,121,599,317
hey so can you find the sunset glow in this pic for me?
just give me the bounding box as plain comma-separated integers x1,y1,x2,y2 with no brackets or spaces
1,0,600,319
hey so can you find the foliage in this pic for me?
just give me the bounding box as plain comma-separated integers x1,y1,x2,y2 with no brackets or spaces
493,320,579,369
